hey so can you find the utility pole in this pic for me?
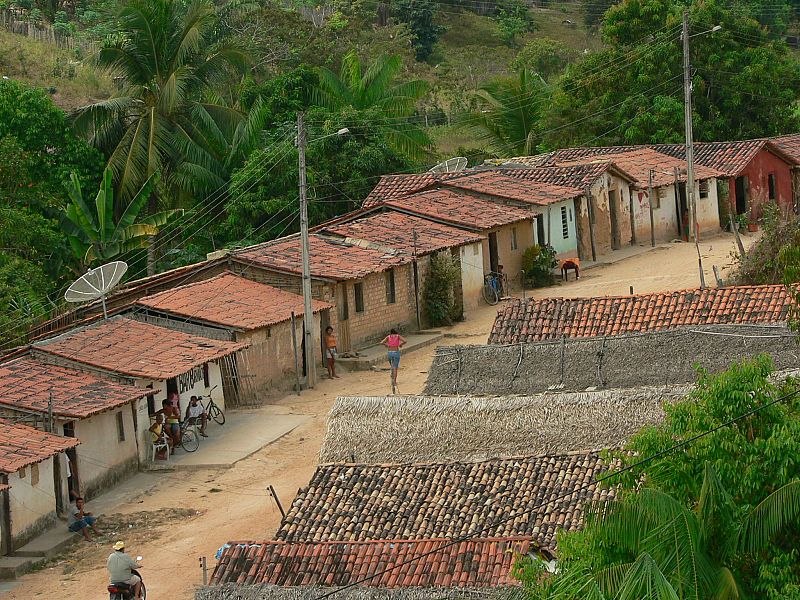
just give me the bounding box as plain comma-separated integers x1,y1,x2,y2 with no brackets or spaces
682,9,697,242
47,391,54,433
297,112,316,389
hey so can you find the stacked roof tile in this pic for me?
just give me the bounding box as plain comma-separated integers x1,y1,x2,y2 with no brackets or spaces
323,210,483,255
211,538,531,587
442,170,583,205
384,189,533,231
0,419,79,473
364,174,440,205
34,316,247,380
234,234,409,281
488,285,793,344
276,452,613,552
0,355,148,419
137,272,332,331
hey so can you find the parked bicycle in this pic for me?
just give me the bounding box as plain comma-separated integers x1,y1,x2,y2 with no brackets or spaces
482,271,508,305
199,386,225,426
179,418,200,453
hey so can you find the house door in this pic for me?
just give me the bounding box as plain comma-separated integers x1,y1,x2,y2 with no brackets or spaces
63,422,79,499
678,182,689,240
319,309,330,366
535,214,546,246
0,474,10,555
609,189,621,250
336,284,351,352
488,232,499,272
735,176,748,214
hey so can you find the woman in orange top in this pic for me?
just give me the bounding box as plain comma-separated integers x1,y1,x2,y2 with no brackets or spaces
380,328,407,394
324,326,339,379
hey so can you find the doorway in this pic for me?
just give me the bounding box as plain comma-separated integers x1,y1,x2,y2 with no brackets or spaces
735,176,748,214
0,474,10,555
336,284,351,352
488,232,499,273
535,214,546,247
63,422,79,500
609,189,621,250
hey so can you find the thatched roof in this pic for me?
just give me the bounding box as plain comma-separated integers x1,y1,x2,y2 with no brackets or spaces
320,388,684,464
425,325,800,396
196,584,524,600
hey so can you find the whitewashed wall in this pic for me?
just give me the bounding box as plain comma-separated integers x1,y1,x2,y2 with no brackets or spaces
543,199,579,257
9,458,56,544
459,242,485,311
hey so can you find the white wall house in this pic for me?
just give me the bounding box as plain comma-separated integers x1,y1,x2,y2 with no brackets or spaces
536,199,579,257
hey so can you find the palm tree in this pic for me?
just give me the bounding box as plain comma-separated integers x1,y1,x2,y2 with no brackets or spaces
313,50,431,159
468,69,550,156
62,168,180,270
550,463,800,599
73,0,249,272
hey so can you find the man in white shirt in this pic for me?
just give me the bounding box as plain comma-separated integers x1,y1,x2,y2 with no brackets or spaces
67,497,99,540
107,541,142,600
184,395,208,437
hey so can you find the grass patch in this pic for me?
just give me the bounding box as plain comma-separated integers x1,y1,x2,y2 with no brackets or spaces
0,29,111,111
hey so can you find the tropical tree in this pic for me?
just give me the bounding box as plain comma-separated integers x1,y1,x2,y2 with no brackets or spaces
62,168,179,269
468,69,550,156
73,0,250,272
544,463,800,599
313,50,431,159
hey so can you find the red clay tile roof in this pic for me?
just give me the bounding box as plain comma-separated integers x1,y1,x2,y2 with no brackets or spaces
488,284,793,344
501,162,636,188
234,233,409,281
137,272,332,331
558,148,720,188
323,210,483,255
0,419,79,473
364,174,440,205
276,452,614,552
770,134,800,164
211,537,531,587
442,170,583,205
34,317,247,380
0,355,148,419
385,189,533,231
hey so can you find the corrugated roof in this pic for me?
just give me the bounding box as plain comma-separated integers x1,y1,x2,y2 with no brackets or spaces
234,234,409,281
34,316,247,380
0,354,148,419
136,272,332,331
211,538,531,587
276,452,614,552
385,188,533,231
0,419,79,473
323,210,483,255
489,285,793,344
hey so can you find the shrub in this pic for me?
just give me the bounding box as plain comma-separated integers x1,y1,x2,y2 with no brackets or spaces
521,244,557,287
731,201,800,285
423,252,460,326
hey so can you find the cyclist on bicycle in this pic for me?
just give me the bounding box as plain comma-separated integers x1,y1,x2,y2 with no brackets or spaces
185,396,208,438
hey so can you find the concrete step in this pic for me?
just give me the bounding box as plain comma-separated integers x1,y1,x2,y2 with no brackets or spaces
14,527,78,559
0,555,44,580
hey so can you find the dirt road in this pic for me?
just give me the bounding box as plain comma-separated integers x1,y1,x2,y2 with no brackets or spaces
5,234,745,599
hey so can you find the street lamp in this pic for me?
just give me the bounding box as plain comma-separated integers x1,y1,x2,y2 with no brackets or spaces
682,10,720,287
296,114,350,389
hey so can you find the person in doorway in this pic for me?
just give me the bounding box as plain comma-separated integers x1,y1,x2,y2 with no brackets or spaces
108,541,143,600
68,497,99,540
324,326,339,379
156,399,181,447
185,396,208,437
380,328,407,393
149,413,173,458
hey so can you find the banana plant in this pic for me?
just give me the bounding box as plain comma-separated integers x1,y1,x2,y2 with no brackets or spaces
62,168,180,269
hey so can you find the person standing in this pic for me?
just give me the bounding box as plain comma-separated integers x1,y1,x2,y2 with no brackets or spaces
107,541,143,600
324,326,339,379
380,328,407,394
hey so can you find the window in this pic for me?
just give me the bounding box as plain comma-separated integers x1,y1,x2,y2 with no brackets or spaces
561,206,569,239
652,188,662,210
699,180,709,199
18,467,26,479
385,269,396,304
30,463,39,486
510,227,518,251
768,174,777,200
354,282,365,313
116,411,126,442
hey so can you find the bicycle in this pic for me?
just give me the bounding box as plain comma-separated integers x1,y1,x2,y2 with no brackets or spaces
199,386,225,426
179,418,200,453
482,272,508,305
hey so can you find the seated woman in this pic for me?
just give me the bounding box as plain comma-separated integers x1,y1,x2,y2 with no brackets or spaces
155,399,181,447
149,414,173,458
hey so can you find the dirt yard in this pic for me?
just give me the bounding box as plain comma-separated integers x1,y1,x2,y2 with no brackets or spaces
5,234,747,600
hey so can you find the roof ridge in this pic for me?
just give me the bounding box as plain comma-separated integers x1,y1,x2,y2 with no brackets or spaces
317,448,603,468
218,536,534,546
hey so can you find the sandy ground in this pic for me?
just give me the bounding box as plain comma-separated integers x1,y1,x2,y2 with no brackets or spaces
5,233,748,600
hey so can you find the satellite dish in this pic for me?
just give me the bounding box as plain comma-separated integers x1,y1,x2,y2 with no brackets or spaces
65,261,128,319
428,157,468,174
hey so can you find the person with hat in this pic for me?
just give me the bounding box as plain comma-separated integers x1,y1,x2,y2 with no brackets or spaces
107,541,142,600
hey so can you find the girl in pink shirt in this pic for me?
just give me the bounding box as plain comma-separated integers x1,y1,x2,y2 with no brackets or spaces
380,328,407,394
